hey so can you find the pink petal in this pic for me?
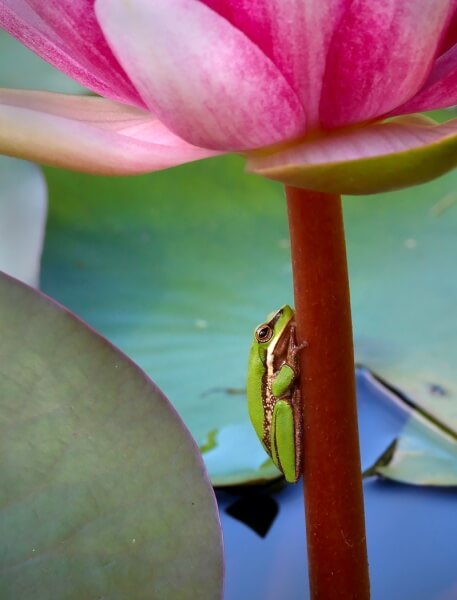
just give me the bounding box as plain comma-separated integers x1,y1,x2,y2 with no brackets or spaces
95,0,305,151
0,89,218,175
247,115,457,195
0,1,143,107
392,43,457,115
437,5,457,54
319,1,454,129
200,0,345,131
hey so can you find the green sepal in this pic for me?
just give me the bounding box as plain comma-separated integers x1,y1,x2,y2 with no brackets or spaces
246,115,457,195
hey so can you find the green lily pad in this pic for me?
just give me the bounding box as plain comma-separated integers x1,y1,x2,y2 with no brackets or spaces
0,156,47,286
0,272,223,598
39,155,457,487
346,171,457,485
41,158,287,485
346,178,457,423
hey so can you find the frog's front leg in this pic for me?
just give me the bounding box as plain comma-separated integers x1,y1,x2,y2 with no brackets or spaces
287,324,307,371
271,362,296,397
271,328,307,398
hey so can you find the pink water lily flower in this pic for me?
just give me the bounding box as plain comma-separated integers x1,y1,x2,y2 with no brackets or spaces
2,0,457,194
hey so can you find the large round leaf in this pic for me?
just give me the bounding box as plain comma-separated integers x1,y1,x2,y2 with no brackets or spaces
0,272,223,598
40,152,457,486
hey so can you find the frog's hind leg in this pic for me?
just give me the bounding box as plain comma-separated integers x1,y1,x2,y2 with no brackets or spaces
270,396,301,483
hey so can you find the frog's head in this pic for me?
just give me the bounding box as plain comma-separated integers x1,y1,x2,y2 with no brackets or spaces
254,304,294,362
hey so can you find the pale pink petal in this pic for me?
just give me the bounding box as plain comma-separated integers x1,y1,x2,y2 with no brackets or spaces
0,0,143,107
95,0,305,151
392,43,457,115
0,90,218,175
200,0,345,131
393,0,457,115
320,1,454,129
247,115,457,195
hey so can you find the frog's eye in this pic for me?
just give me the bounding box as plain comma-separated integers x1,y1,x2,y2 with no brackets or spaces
255,324,273,343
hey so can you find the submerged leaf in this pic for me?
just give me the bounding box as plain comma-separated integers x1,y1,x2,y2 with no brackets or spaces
363,376,457,486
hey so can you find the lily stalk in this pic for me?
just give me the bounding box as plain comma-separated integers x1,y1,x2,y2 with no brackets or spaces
287,186,369,599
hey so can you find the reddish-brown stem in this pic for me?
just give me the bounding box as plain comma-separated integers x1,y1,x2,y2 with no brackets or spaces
286,186,370,600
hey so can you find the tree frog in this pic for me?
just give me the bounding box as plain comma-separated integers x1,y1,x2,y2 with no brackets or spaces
247,305,306,483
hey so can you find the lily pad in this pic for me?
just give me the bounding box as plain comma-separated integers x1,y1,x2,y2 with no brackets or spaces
362,375,457,486
345,173,457,464
39,151,457,486
0,156,47,286
41,158,291,485
367,422,457,486
0,272,223,598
